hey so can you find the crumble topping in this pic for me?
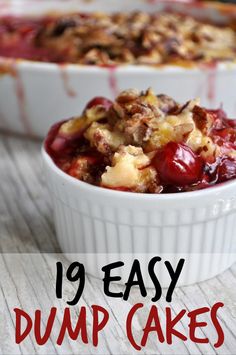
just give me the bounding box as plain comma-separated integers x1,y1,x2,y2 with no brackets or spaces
45,88,236,193
1,12,236,65
84,122,125,155
101,145,156,192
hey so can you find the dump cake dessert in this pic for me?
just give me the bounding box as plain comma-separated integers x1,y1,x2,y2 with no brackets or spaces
45,88,236,193
0,11,236,65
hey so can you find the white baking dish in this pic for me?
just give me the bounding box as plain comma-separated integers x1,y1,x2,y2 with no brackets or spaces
42,145,236,287
1,0,236,137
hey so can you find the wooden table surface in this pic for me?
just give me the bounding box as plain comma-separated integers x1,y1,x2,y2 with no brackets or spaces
0,132,236,355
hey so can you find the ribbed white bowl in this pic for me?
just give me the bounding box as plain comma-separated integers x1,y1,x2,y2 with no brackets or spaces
42,146,236,287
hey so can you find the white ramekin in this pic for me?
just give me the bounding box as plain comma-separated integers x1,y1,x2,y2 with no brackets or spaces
42,145,236,287
1,0,236,137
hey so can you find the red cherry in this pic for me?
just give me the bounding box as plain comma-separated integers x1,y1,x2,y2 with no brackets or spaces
45,119,86,158
153,142,204,186
217,158,236,183
84,97,113,111
44,120,67,155
50,136,68,153
224,118,236,129
207,108,236,130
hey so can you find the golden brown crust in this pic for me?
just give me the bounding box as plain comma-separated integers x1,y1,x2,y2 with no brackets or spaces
35,11,236,65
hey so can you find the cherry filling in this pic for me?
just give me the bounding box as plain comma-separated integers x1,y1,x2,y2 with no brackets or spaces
45,120,105,182
44,120,85,160
45,97,114,181
45,95,236,193
0,16,62,62
44,120,67,158
45,97,112,159
84,97,113,111
217,158,236,183
152,142,204,186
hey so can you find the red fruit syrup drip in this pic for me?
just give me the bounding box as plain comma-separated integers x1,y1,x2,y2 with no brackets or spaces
59,64,76,98
107,66,119,99
201,62,217,105
12,62,33,136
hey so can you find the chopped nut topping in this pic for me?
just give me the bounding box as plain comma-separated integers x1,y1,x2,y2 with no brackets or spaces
84,122,125,155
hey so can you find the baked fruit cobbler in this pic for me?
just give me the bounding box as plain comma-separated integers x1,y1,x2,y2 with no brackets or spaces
1,11,236,65
45,88,236,193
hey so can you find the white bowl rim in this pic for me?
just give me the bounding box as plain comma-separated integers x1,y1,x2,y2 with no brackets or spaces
1,57,236,73
42,144,236,201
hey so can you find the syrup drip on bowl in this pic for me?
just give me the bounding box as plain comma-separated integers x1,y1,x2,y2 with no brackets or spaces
0,58,34,134
207,66,217,103
12,63,33,135
59,64,77,98
200,62,218,105
107,66,119,99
